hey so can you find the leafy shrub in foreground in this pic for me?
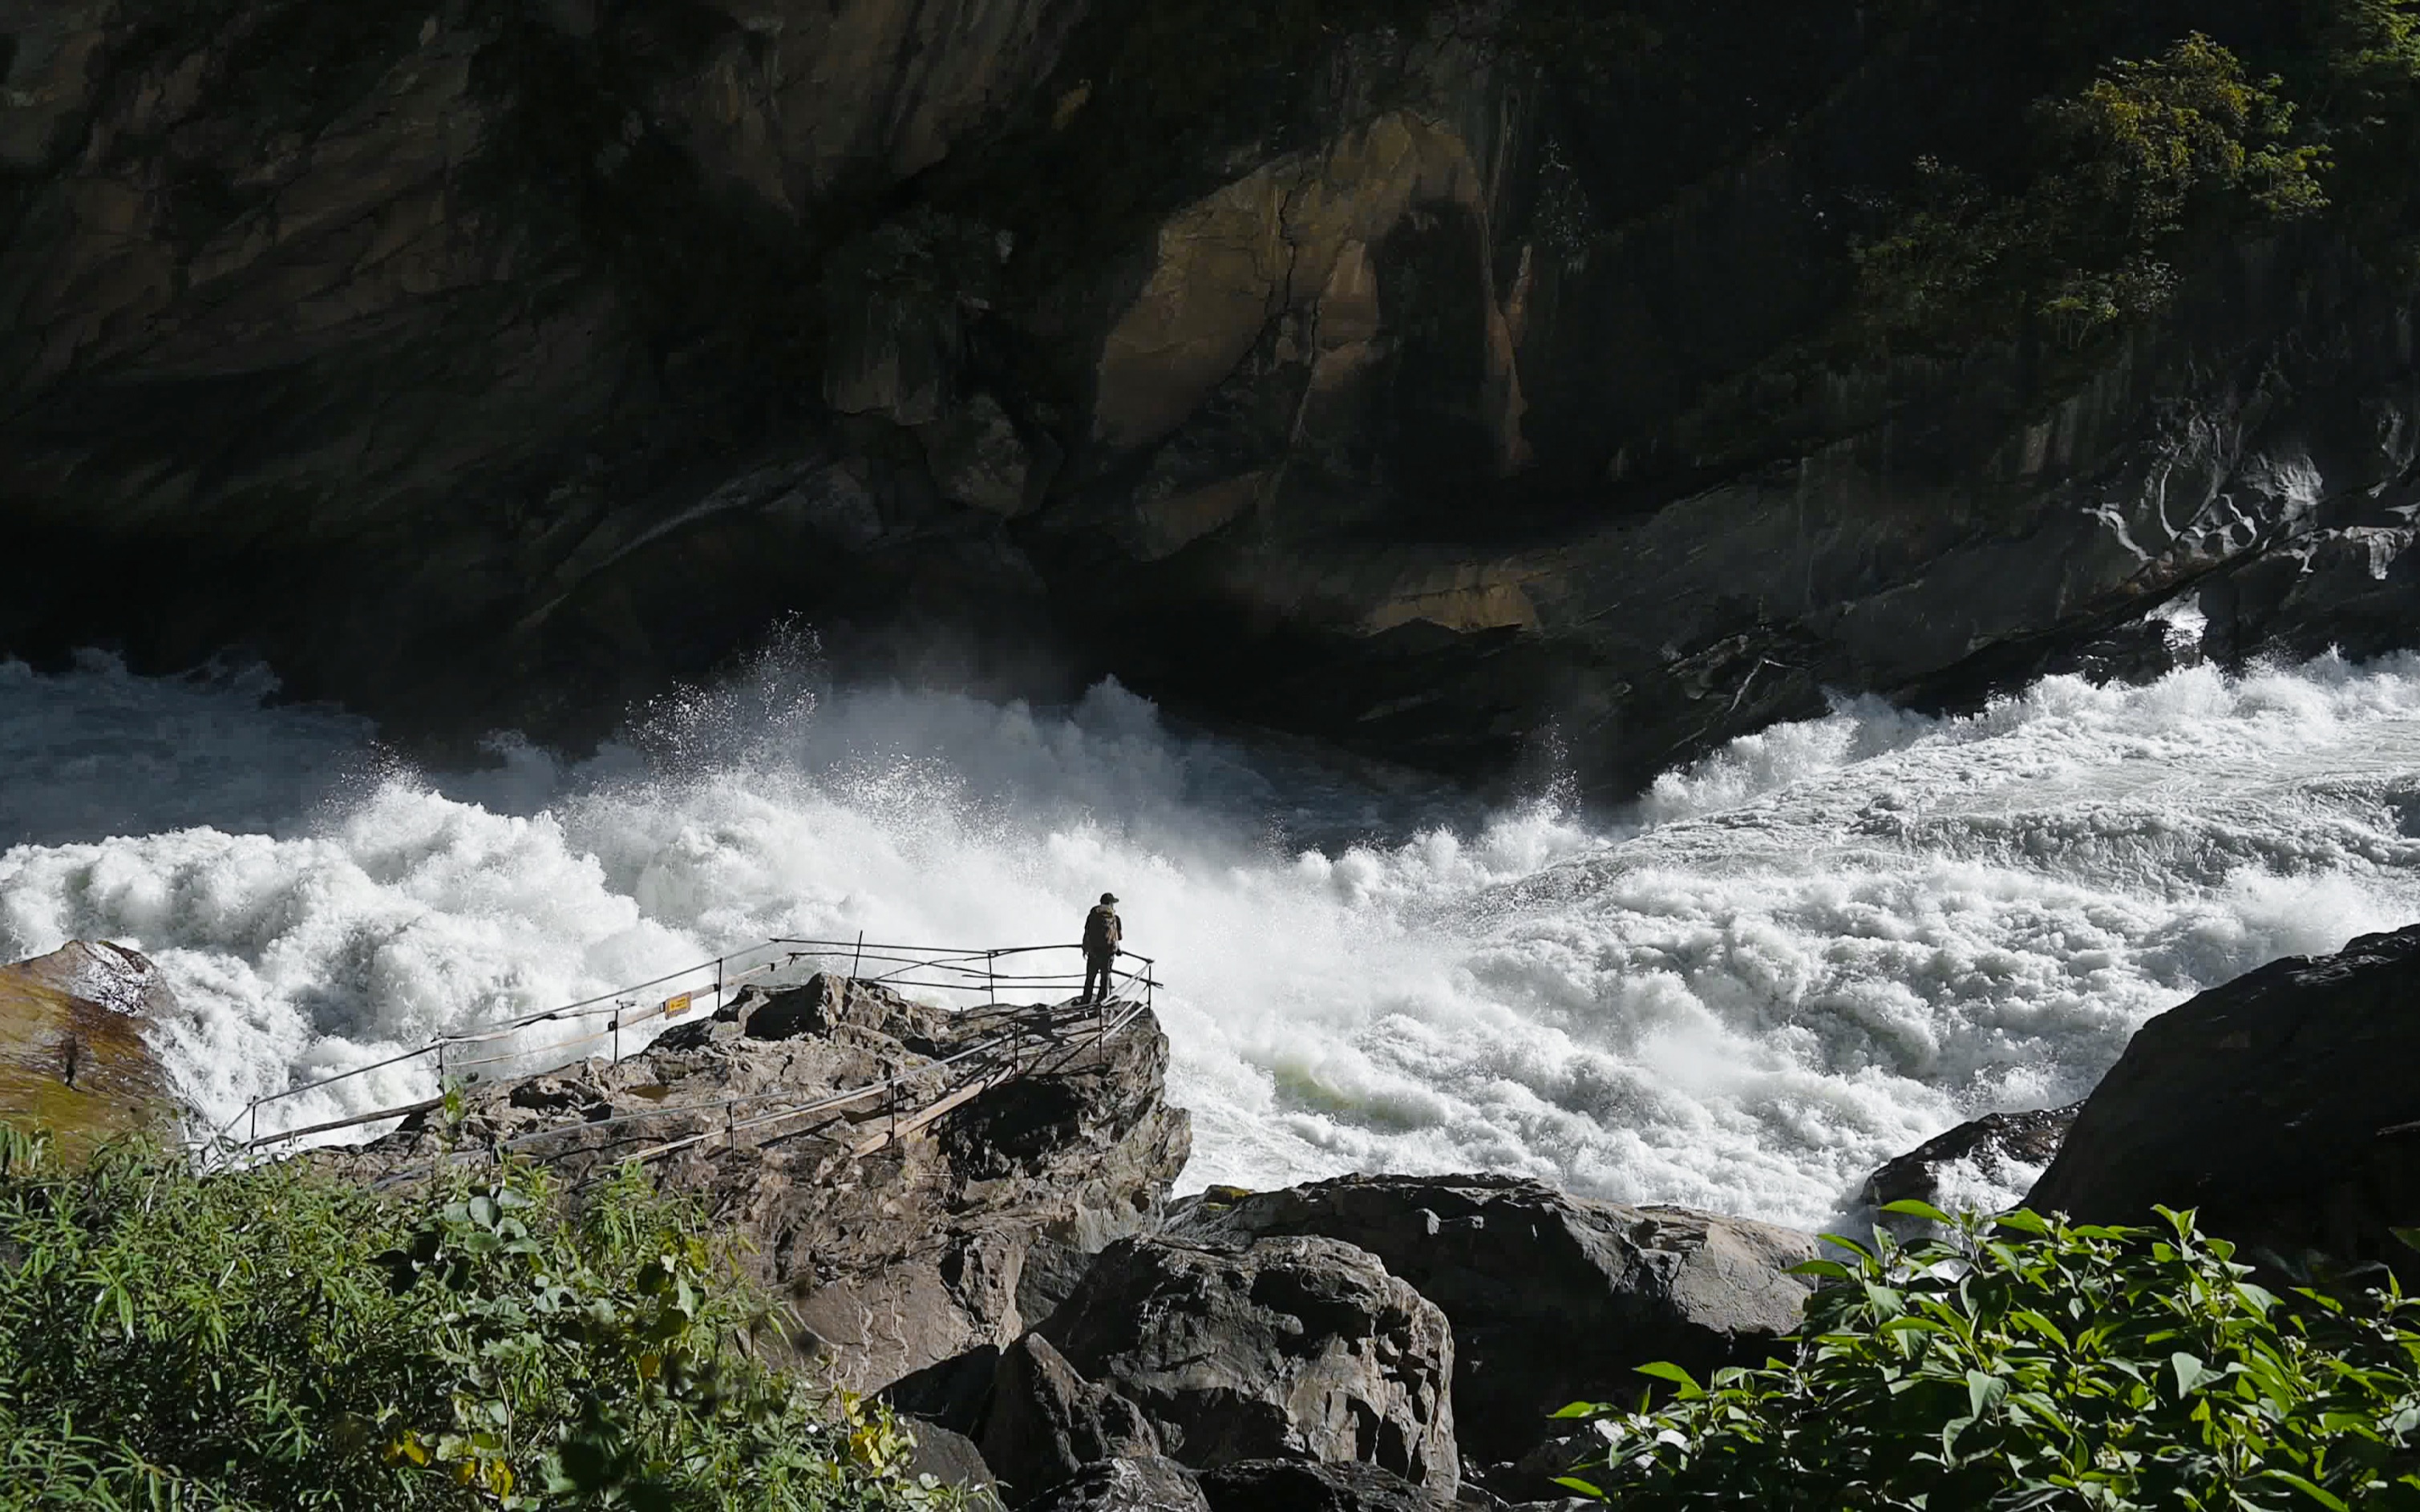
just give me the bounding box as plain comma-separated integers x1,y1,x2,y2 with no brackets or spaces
1557,1203,2420,1511
0,1128,948,1510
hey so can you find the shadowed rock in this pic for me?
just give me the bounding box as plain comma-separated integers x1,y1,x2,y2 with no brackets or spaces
1860,1103,2084,1214
2028,924,2420,1275
1040,1233,1459,1493
1168,1174,1815,1470
7,5,2418,798
1196,1457,1459,1512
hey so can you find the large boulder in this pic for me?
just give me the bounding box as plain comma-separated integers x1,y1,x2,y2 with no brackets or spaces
1038,1234,1459,1494
0,942,183,1161
2028,924,2420,1272
1168,1174,1817,1469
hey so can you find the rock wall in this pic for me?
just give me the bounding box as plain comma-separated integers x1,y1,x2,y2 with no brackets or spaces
3,1,2416,786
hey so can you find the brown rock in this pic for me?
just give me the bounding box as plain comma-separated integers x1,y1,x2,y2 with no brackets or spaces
1021,1456,1211,1512
0,942,183,1160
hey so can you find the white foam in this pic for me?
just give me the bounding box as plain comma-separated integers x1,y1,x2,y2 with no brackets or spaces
4,648,2418,1229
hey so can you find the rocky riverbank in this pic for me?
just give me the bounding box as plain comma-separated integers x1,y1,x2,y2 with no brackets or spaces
7,923,2420,1509
306,966,1830,1509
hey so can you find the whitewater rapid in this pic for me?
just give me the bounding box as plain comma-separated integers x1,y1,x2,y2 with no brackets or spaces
5,639,2417,1231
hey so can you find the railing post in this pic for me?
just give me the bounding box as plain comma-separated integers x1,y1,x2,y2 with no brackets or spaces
248,1098,258,1150
987,950,998,1009
852,931,864,980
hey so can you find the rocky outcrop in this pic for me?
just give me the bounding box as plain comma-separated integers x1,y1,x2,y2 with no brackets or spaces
0,941,182,1159
1858,1103,2083,1215
1168,1174,1817,1470
4,3,2418,791
334,972,1189,1392
1038,1232,1460,1494
2027,925,2420,1274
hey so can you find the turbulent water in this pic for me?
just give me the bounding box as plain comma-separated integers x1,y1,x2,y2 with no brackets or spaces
5,631,2418,1231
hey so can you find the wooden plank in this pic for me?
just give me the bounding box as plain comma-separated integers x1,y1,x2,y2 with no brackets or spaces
245,1094,446,1149
851,1064,1019,1157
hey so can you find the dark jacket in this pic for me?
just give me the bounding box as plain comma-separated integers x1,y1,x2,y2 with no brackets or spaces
1083,904,1122,957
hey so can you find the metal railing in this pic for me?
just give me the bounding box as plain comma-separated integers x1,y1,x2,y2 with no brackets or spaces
212,937,1158,1158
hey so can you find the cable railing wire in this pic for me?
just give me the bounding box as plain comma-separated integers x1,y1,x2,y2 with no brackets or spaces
210,937,1157,1158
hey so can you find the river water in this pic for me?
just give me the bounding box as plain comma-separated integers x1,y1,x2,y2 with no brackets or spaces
6,626,2417,1231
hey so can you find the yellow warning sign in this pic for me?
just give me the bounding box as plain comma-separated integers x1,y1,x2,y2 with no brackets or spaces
662,992,694,1018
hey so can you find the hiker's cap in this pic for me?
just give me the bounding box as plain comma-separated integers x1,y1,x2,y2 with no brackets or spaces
1100,892,1118,904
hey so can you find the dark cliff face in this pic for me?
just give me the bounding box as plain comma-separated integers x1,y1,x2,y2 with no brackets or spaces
2,0,2415,789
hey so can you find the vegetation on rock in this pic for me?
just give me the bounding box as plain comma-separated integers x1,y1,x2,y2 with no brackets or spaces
1852,33,2329,350
0,1129,954,1510
1555,1203,2420,1510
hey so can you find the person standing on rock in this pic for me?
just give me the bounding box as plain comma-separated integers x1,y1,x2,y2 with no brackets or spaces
1081,893,1123,1005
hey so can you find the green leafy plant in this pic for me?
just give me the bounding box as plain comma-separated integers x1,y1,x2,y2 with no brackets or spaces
1855,33,2329,350
0,1138,956,1510
1554,1203,2420,1510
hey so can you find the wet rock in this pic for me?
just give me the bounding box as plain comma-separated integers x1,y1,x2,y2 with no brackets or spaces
1021,1456,1211,1512
1859,1104,2084,1214
978,1332,1162,1502
1041,1233,1459,1493
0,942,184,1161
1196,1457,1459,1512
334,978,1189,1393
1169,1174,1815,1468
2029,924,2420,1275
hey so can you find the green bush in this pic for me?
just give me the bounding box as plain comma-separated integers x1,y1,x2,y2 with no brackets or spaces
1854,33,2328,350
0,1128,951,1511
1556,1203,2420,1510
